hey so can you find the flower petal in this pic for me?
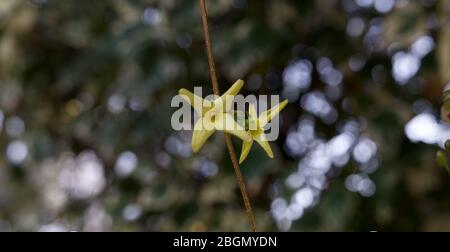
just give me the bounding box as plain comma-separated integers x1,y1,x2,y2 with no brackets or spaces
179,88,213,115
254,132,274,158
258,99,288,127
192,117,215,153
222,79,244,99
214,113,251,142
248,104,259,131
249,104,258,120
239,140,254,164
214,79,244,112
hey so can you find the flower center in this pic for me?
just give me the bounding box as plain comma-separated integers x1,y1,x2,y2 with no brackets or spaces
251,128,263,137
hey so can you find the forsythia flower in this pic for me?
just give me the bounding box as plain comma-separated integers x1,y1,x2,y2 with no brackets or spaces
179,79,251,153
239,100,288,164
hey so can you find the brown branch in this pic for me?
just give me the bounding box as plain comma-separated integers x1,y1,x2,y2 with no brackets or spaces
198,0,257,232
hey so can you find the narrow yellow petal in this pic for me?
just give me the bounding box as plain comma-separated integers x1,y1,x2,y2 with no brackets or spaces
214,79,244,112
254,132,274,158
192,117,215,153
259,99,288,127
179,88,213,115
248,104,258,131
239,140,254,164
214,113,251,141
222,79,244,98
249,104,258,120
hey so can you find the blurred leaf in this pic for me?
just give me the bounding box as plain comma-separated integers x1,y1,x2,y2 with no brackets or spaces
437,20,450,86
436,150,450,176
384,3,426,47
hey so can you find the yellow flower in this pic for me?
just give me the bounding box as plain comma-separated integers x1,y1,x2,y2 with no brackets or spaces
179,79,251,153
239,100,288,164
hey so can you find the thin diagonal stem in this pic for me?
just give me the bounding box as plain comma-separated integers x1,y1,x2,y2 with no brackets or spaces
198,0,256,232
